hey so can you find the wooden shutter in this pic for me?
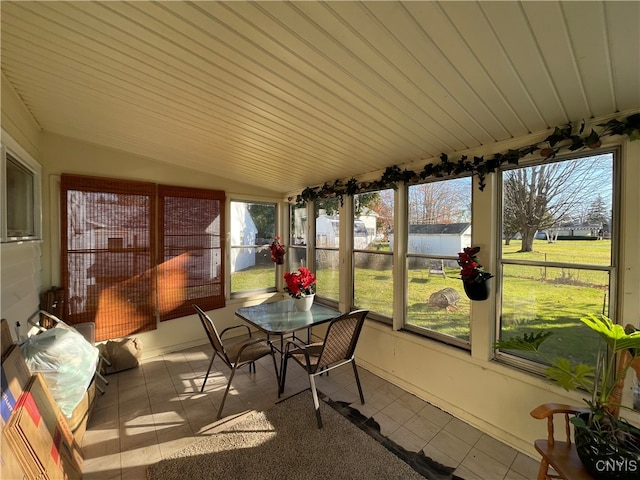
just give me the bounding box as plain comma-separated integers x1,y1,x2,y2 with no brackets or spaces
158,185,225,321
61,174,156,341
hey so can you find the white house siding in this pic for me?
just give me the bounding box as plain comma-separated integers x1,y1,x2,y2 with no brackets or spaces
0,241,42,340
230,202,257,272
407,232,471,257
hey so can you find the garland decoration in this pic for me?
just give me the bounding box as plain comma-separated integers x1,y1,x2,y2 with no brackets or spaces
293,113,639,206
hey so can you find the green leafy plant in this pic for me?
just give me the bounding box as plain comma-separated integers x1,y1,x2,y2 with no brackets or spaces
497,314,640,411
495,314,640,457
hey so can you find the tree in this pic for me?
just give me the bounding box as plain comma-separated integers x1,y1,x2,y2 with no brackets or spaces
248,203,275,241
586,195,609,226
408,180,470,225
503,155,610,252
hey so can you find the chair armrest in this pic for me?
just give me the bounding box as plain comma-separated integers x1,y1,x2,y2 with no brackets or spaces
220,324,252,338
284,337,309,355
530,403,590,420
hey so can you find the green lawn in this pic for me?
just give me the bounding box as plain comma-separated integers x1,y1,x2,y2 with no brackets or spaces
232,239,612,365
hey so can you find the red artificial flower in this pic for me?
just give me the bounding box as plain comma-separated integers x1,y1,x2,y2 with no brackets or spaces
284,267,317,298
457,246,493,284
270,236,286,263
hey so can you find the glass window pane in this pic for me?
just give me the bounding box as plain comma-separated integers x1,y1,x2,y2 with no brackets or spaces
315,249,339,301
354,251,393,317
407,178,472,255
354,190,393,251
291,205,307,247
353,190,394,317
314,199,340,301
502,154,613,263
406,259,470,341
404,177,472,342
230,201,276,293
499,152,615,371
500,264,607,366
6,154,35,237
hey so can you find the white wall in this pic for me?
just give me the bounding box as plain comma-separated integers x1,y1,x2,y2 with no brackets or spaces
1,76,43,338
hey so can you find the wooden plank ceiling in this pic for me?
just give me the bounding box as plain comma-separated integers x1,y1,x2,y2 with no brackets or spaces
1,1,638,195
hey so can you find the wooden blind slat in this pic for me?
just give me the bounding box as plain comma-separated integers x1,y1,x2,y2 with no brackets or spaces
158,185,226,321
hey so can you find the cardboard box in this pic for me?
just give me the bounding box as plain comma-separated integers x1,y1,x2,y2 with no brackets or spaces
1,429,29,480
1,318,15,357
1,345,32,427
3,374,83,480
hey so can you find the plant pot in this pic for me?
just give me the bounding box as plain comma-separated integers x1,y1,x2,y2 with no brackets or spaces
294,294,315,312
574,414,640,480
463,280,490,301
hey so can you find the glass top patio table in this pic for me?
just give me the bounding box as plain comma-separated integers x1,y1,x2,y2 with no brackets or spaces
235,299,340,336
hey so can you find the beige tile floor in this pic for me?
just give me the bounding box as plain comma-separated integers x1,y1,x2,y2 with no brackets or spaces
81,344,541,479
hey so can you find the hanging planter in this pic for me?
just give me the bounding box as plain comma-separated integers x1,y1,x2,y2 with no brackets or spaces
463,279,491,301
457,246,493,301
270,236,286,265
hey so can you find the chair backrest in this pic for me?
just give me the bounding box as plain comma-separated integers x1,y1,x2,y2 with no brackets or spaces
316,310,368,370
193,305,229,364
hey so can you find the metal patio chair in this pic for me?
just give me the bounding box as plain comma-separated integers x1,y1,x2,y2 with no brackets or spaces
280,309,368,428
193,304,279,420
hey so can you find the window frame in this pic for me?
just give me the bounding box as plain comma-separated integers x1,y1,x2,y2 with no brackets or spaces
229,198,279,298
1,132,42,243
401,175,473,349
494,148,620,372
351,188,395,324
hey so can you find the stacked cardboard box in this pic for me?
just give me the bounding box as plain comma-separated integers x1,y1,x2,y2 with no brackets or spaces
1,320,84,479
3,374,83,479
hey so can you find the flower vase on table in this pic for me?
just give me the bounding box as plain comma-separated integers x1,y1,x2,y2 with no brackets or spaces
284,267,317,311
294,294,315,312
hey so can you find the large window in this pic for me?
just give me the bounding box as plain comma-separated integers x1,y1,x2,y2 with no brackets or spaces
230,201,277,295
353,189,394,319
315,199,340,303
61,175,225,341
497,152,616,368
404,177,473,346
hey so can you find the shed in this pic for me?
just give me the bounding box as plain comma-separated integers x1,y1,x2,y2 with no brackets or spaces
316,215,369,249
389,223,471,256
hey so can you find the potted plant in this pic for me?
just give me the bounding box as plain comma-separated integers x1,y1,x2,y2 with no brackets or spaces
495,314,640,479
457,246,493,300
284,267,317,311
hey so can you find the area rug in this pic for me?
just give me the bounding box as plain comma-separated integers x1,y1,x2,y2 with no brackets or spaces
147,391,450,480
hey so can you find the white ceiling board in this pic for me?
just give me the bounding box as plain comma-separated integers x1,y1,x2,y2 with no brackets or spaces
1,1,638,194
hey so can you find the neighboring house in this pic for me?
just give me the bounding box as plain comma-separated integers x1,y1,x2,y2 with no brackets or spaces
316,214,370,249
389,223,471,257
538,223,605,241
230,202,258,272
357,208,379,245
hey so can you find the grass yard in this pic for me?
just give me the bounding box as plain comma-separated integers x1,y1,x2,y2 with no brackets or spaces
231,239,612,365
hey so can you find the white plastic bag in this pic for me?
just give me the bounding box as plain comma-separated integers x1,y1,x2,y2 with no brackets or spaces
20,326,99,417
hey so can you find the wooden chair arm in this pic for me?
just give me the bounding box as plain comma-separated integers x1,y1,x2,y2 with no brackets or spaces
530,403,590,420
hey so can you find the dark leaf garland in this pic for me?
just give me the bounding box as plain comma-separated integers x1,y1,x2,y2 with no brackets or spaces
292,113,640,206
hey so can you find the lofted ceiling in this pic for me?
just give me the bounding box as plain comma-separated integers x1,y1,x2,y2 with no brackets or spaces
1,1,639,195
